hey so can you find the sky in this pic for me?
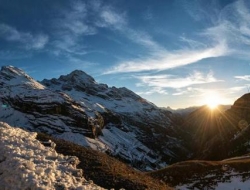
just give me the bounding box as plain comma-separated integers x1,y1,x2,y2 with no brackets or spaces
1,0,250,108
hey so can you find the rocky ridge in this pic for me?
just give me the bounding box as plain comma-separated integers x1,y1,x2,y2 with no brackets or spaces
0,66,187,171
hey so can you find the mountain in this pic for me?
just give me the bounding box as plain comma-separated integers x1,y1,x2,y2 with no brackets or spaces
0,65,187,171
164,106,200,117
37,130,170,190
2,65,250,189
3,119,250,190
180,95,250,161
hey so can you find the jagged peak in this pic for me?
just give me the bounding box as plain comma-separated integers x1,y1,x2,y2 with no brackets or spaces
59,69,96,84
1,65,27,77
0,65,45,89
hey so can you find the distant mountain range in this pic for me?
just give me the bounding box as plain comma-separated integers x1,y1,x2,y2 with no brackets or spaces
164,104,231,117
1,65,250,174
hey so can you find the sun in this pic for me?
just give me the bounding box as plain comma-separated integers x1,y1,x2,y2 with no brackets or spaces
203,91,222,110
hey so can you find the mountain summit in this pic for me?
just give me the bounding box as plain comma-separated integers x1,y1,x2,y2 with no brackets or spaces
0,66,187,171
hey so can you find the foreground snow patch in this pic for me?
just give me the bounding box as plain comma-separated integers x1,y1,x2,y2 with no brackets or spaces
0,122,105,190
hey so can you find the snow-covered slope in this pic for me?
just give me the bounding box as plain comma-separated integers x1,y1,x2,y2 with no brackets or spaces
149,158,250,190
176,167,250,190
0,66,187,171
0,121,104,190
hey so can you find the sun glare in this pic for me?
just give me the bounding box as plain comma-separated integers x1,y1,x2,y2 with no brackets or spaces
204,91,222,110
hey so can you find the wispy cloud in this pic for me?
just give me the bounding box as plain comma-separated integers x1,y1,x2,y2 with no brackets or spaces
134,71,222,96
234,75,250,81
172,87,202,96
180,0,219,23
58,1,96,36
52,0,163,61
51,1,96,56
0,23,48,50
95,5,162,51
143,6,153,21
179,36,207,49
105,42,227,74
51,0,138,56
171,86,243,106
97,6,126,29
200,0,250,56
136,87,168,95
105,0,250,75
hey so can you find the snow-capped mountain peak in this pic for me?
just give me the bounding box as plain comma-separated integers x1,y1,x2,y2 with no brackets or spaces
0,66,187,171
0,65,45,89
59,70,97,84
1,65,27,77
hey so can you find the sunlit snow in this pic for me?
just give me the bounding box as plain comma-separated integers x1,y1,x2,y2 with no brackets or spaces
0,122,105,190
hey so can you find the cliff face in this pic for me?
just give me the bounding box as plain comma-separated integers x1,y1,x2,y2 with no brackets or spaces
0,66,187,171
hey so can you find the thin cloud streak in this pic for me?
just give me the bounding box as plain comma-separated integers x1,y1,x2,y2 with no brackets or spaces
201,0,250,56
105,0,250,75
95,5,163,52
105,42,228,74
51,1,96,56
235,75,250,81
51,0,164,63
0,23,48,50
136,87,168,95
135,71,222,92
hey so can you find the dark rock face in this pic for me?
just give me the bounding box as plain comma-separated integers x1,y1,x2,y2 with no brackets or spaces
0,65,187,171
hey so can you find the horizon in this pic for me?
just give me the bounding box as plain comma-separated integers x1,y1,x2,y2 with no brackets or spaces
1,0,250,108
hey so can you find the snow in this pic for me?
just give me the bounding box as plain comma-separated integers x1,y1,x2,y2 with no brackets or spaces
176,170,250,190
56,132,108,152
0,122,105,190
0,65,178,171
216,176,250,190
1,66,45,90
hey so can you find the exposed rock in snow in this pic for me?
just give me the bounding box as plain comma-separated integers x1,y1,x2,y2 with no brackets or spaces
0,65,188,171
0,122,105,190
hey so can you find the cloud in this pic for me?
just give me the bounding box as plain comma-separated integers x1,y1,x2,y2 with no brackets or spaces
200,0,250,56
234,75,250,81
179,0,220,23
179,36,207,49
172,87,202,96
52,0,163,62
95,5,162,51
105,41,227,74
51,1,96,55
52,1,129,57
136,87,168,95
98,7,126,29
0,23,48,50
135,71,222,89
104,0,250,75
143,6,153,21
229,86,247,93
58,1,96,36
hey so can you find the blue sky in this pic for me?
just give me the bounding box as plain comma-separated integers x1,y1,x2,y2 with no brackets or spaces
1,0,250,108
